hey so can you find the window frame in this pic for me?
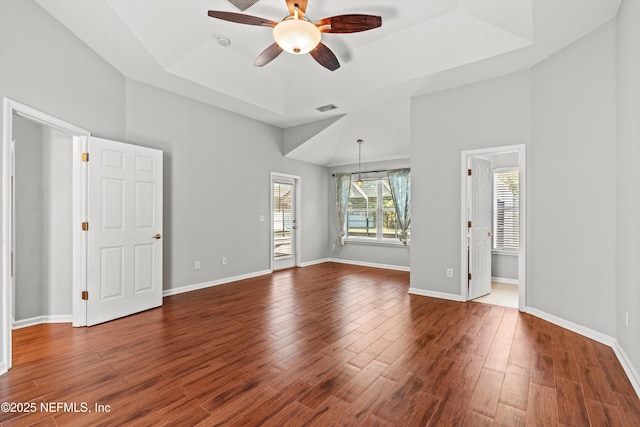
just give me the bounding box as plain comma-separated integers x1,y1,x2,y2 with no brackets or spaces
345,177,407,245
492,167,519,253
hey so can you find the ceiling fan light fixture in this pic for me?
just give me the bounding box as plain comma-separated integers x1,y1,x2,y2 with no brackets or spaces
273,17,321,54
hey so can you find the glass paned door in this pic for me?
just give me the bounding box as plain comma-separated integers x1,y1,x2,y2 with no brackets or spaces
272,177,297,270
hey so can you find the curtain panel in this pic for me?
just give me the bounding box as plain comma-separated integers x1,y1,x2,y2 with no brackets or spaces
334,173,351,245
387,168,411,245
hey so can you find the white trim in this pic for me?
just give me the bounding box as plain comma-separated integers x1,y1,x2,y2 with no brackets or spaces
526,306,640,399
299,258,330,267
2,98,90,373
344,238,409,248
13,315,73,330
408,288,463,302
460,144,526,311
526,307,616,346
162,270,272,297
613,342,640,398
491,277,519,286
327,258,410,272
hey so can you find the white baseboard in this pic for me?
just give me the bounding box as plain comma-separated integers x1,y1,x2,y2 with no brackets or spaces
526,306,640,399
299,258,330,267
328,258,410,272
163,269,272,297
613,342,640,398
491,276,519,285
408,288,463,302
0,362,6,376
13,315,73,330
525,307,616,347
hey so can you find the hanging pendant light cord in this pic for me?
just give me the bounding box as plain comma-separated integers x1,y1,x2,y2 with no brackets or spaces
357,139,364,184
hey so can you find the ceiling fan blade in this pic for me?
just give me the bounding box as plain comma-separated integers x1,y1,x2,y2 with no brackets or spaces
309,42,340,71
208,10,278,27
315,14,382,33
254,43,284,67
285,0,308,17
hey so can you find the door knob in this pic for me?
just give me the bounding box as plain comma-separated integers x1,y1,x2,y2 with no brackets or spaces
153,234,162,239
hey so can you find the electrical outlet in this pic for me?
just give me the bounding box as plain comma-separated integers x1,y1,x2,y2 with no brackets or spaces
222,257,227,265
259,215,265,222
446,268,453,278
194,261,200,270
332,243,336,250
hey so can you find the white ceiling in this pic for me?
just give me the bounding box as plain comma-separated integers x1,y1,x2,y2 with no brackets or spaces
34,0,620,166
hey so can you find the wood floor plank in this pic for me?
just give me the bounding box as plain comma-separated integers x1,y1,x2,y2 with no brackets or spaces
468,368,505,418
526,383,558,426
585,398,625,427
494,403,527,427
0,263,637,426
556,377,590,426
500,364,530,411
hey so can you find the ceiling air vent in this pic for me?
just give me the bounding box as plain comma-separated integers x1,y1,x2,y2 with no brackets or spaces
227,0,261,11
316,104,338,113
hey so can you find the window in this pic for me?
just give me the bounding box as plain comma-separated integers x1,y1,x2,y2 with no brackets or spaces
493,168,519,251
346,178,406,241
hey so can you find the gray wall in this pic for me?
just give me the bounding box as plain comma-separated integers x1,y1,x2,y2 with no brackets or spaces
0,0,126,141
491,254,518,281
13,116,44,320
42,126,73,317
410,70,530,295
529,20,616,336
410,19,617,341
616,0,640,376
124,79,329,290
12,116,72,321
328,159,410,268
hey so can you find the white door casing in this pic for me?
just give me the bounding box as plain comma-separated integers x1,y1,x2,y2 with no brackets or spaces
468,156,492,300
86,137,163,326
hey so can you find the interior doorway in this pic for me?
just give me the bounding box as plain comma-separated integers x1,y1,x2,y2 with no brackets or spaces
460,144,526,311
270,173,301,271
2,98,91,372
11,114,74,328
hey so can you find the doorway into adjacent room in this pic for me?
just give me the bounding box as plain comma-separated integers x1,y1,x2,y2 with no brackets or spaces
461,145,525,311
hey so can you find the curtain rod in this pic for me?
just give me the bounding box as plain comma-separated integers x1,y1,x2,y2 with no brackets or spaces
331,169,388,177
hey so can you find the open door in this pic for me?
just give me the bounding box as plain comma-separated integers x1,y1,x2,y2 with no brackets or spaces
468,156,492,300
85,137,163,326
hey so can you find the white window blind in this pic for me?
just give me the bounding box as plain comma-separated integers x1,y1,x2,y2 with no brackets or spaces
493,169,519,251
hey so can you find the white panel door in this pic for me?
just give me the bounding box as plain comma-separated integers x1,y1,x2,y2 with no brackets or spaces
86,137,163,326
468,157,492,300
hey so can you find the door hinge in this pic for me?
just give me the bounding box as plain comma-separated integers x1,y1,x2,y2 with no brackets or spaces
81,291,88,300
468,273,472,280
82,222,89,231
467,221,472,228
467,168,472,176
82,152,89,162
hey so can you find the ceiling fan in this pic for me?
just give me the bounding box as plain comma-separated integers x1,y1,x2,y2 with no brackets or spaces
208,0,382,71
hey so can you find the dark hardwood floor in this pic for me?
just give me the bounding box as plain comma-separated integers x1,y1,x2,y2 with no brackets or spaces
1,262,639,426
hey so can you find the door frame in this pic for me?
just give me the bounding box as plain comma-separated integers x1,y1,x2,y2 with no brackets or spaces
270,172,301,271
460,144,526,311
1,98,91,372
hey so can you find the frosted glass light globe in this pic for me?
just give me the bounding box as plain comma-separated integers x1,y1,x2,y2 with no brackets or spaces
273,18,321,54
